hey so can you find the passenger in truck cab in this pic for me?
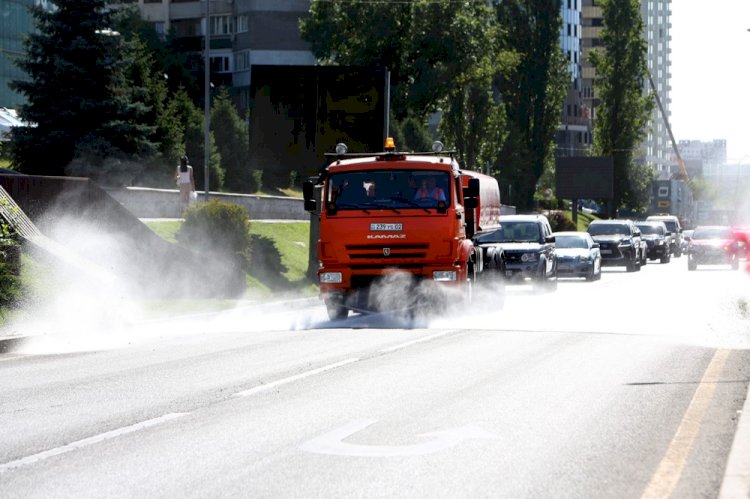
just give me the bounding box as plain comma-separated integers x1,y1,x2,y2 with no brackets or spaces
414,176,446,203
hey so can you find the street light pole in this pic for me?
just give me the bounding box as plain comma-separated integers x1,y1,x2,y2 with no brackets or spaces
204,0,211,201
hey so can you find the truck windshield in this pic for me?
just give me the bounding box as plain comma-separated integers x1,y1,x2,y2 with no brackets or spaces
326,170,451,210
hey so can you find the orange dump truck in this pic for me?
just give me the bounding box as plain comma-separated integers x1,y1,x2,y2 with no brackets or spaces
303,139,502,320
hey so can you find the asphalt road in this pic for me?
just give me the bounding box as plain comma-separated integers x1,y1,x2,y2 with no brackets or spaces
1,258,749,498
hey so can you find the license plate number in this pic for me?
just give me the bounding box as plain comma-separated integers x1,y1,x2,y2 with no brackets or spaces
371,223,403,231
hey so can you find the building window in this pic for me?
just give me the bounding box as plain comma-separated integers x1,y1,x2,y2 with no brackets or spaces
235,51,250,71
210,55,231,73
211,15,233,36
236,15,248,34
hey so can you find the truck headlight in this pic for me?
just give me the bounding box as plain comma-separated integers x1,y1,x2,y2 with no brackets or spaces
320,272,343,284
521,253,538,262
433,270,457,281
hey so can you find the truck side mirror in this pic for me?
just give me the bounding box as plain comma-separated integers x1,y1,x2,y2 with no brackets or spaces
465,178,480,198
303,180,316,212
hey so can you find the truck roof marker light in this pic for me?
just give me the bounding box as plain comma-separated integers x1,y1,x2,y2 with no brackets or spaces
432,141,444,153
335,143,348,155
384,137,396,151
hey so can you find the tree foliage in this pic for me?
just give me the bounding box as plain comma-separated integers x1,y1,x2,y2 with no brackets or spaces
494,0,569,212
170,88,223,191
211,87,250,192
10,1,158,180
300,0,508,173
589,0,655,215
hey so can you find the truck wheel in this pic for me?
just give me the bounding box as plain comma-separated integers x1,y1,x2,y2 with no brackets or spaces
325,301,348,321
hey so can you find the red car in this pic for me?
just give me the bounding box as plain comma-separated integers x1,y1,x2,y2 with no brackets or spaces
687,225,740,271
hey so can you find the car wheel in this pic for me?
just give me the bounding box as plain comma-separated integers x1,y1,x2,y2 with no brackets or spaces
585,266,595,281
731,256,739,270
660,252,670,264
688,259,697,271
626,253,637,272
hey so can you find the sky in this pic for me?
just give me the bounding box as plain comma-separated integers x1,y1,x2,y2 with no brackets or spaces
670,0,750,163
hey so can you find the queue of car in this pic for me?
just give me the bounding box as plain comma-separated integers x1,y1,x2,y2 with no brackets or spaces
472,212,746,289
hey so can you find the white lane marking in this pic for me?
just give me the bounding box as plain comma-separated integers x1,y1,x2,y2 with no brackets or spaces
641,349,730,499
233,358,360,398
300,419,499,457
378,330,455,354
0,413,187,474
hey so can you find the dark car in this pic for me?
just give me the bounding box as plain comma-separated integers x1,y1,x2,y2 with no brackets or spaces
646,215,683,257
473,214,557,289
687,225,740,271
586,219,645,272
635,221,672,263
551,231,601,281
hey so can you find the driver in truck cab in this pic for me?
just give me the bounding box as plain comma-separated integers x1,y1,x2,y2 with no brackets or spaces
414,176,446,202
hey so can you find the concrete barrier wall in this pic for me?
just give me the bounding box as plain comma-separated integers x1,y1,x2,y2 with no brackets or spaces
104,186,307,220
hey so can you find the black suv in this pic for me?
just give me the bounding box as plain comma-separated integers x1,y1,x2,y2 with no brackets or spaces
473,214,557,289
635,221,672,263
587,219,645,272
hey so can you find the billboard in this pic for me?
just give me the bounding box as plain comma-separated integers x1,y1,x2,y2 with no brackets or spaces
555,156,614,199
248,65,387,186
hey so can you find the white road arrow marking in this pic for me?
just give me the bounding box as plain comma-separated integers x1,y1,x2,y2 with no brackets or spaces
300,419,498,457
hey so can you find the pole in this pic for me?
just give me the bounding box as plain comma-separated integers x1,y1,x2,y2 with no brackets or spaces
384,68,390,142
203,0,210,201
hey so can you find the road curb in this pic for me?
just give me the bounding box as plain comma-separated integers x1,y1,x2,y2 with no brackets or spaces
719,383,750,498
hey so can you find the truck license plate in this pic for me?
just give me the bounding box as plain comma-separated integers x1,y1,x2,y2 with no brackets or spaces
370,223,403,231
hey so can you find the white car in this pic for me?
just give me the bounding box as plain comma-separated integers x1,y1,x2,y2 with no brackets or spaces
551,231,601,281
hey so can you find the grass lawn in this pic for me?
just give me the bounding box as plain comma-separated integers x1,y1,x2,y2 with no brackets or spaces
143,219,315,298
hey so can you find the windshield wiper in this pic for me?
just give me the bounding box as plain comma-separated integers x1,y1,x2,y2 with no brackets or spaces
359,201,401,213
389,196,431,213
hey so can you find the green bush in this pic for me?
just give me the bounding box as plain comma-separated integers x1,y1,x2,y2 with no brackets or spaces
547,210,577,232
0,221,21,309
176,200,251,296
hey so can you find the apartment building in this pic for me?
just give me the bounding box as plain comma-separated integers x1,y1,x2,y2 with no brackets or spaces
134,0,315,112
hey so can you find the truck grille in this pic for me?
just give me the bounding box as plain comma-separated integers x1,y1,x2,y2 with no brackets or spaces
345,243,429,261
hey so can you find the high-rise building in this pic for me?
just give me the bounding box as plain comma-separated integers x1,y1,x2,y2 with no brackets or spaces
641,0,673,179
0,0,50,109
556,0,591,158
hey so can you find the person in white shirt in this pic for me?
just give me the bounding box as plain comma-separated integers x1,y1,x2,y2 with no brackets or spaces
175,155,196,213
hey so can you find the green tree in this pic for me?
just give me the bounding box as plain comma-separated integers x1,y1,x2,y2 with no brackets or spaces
589,0,654,215
300,1,506,171
494,0,569,212
211,87,251,192
10,0,157,178
170,88,223,191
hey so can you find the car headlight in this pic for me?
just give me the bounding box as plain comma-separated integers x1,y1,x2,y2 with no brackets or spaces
433,270,457,281
656,240,664,246
618,239,632,247
521,253,538,262
320,272,343,284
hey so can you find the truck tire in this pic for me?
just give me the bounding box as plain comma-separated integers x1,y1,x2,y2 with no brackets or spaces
325,300,349,321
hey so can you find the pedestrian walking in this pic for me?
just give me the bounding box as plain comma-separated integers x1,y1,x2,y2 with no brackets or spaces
175,155,196,214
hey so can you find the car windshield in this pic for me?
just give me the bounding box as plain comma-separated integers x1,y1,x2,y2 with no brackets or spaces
637,224,663,235
476,221,541,243
326,170,451,210
588,223,630,236
692,227,733,240
555,235,588,249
